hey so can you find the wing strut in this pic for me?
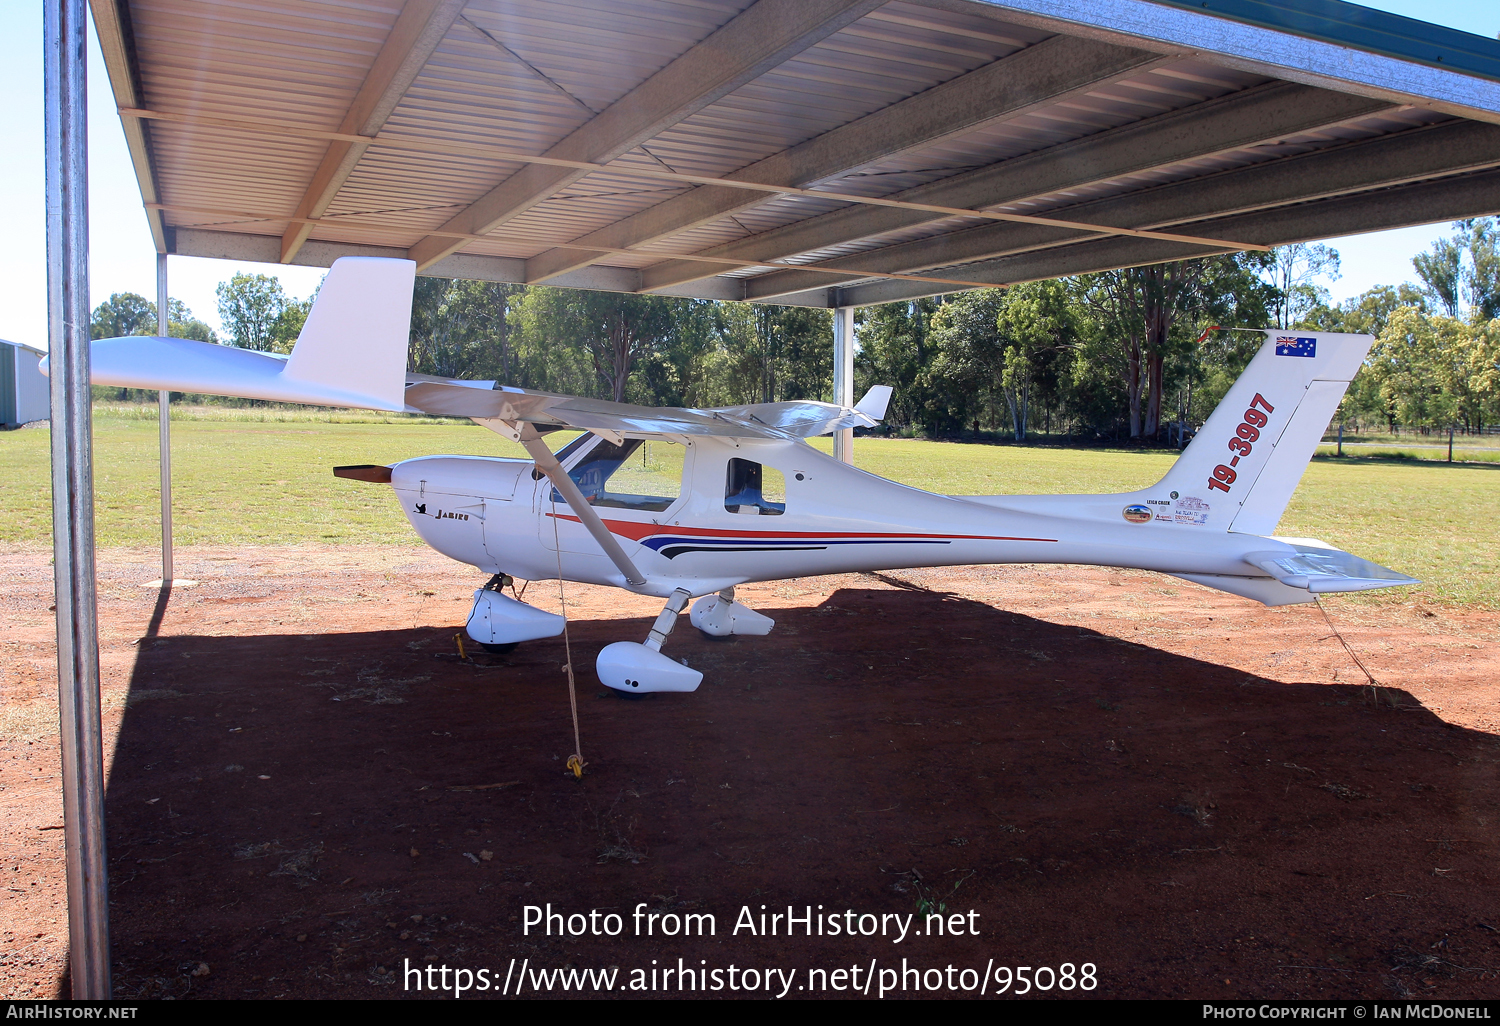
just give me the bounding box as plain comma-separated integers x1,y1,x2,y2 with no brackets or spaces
512,424,648,587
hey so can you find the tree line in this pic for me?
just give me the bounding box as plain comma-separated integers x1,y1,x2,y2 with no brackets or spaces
90,219,1499,441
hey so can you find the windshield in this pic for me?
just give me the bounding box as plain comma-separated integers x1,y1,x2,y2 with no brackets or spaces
551,436,685,513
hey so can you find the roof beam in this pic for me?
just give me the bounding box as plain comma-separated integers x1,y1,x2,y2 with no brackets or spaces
168,162,1500,310
739,118,1500,300
151,199,1000,291
278,0,466,264
809,164,1500,308
636,80,1394,292
169,227,753,302
945,0,1500,126
522,33,1173,284
90,0,167,252
404,0,886,271
122,107,1263,252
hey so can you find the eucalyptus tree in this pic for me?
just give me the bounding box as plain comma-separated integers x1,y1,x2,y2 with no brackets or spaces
514,287,688,403
216,273,291,352
854,297,942,432
1264,242,1340,329
408,278,524,382
918,288,1008,435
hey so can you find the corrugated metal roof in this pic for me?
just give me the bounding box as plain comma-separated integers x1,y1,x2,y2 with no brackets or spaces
92,0,1500,307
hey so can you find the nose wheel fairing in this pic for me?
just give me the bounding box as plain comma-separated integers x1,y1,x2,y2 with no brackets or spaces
464,588,566,647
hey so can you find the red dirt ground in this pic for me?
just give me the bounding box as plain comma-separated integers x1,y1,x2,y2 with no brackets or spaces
2,546,1498,1001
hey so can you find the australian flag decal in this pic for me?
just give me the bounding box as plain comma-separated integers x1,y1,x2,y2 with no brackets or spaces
1275,336,1317,358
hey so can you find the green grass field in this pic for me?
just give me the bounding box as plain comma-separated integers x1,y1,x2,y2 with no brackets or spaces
3,407,1496,607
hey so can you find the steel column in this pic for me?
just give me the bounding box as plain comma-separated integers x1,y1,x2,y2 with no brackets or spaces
155,254,172,584
44,0,111,998
832,305,855,463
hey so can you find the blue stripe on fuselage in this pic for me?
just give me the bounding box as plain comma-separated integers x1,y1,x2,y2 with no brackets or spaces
638,535,953,558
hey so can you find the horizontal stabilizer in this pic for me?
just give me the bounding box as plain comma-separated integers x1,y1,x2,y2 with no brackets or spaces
1242,544,1419,594
1168,573,1320,607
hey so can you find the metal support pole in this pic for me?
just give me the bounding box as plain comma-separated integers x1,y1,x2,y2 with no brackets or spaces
44,0,111,998
832,305,855,464
155,254,173,584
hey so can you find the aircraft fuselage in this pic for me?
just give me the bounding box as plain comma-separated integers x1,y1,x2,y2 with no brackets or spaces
391,434,1306,601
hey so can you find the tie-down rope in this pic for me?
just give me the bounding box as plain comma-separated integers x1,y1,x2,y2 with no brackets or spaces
1314,595,1386,704
550,490,586,778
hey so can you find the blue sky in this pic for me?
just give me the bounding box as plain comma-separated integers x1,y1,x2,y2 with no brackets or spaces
1,1,1497,348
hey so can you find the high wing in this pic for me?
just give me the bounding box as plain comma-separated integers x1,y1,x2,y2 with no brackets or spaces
63,254,885,443
402,380,887,441
51,257,416,412
705,383,891,439
398,378,887,592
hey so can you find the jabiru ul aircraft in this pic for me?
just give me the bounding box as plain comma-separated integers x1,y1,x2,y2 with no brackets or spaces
61,257,1416,695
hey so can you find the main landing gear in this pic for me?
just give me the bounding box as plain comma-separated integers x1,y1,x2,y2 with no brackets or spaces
463,576,775,693
597,589,701,694
689,586,774,638
597,587,776,695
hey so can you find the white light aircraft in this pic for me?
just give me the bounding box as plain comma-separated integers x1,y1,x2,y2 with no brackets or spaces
63,257,1416,695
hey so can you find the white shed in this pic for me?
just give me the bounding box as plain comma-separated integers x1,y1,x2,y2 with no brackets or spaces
1,340,50,428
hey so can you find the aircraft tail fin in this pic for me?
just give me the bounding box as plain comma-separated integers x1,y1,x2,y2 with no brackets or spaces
1154,330,1372,535
50,256,415,411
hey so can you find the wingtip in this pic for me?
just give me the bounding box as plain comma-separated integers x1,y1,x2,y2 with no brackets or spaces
855,384,892,420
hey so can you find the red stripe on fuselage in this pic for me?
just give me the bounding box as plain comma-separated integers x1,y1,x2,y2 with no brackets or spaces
546,513,1054,544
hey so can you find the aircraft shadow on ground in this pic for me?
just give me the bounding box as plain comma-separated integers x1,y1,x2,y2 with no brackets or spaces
92,585,1499,999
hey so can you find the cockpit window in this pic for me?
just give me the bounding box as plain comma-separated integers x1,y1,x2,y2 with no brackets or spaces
552,432,594,463
550,436,684,513
531,431,593,480
725,458,785,516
